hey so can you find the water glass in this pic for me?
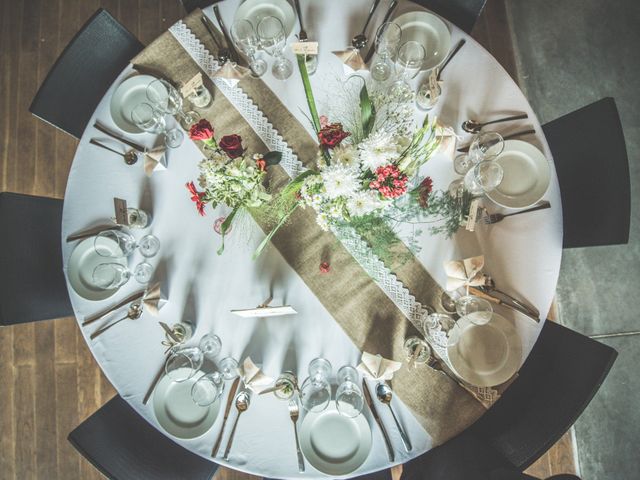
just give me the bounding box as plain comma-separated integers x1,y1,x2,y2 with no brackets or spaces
126,208,151,228
94,230,137,258
300,357,332,413
191,372,224,406
131,102,184,149
423,312,460,348
455,295,493,325
463,160,504,195
133,261,153,284
391,41,426,101
165,346,204,382
199,334,222,359
231,19,268,77
138,234,161,258
92,263,131,289
257,16,293,80
403,336,432,365
273,371,298,400
335,366,364,418
187,84,213,109
217,357,239,380
371,22,402,82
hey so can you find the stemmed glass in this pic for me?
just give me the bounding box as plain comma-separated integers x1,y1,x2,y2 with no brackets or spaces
217,357,239,380
455,295,493,325
131,102,184,149
257,16,293,80
91,263,132,289
299,357,332,413
463,160,504,195
371,22,402,82
390,40,426,102
199,334,222,360
165,346,204,382
231,19,268,77
191,372,225,406
94,230,161,259
146,79,199,128
423,312,461,348
335,366,364,418
454,132,505,174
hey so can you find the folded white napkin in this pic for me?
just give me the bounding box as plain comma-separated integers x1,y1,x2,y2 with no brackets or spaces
332,48,366,73
444,255,486,291
212,60,251,86
144,147,167,176
237,357,273,393
142,282,168,316
357,352,402,381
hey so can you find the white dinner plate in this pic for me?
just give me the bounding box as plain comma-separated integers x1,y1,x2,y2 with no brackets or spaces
394,11,451,71
109,74,157,134
447,312,523,387
487,140,551,209
234,0,297,38
67,237,127,301
299,404,372,476
152,368,221,439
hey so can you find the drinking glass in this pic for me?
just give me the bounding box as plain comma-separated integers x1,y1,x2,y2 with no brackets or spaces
187,84,213,109
92,263,131,289
273,371,298,400
403,336,432,366
94,230,137,258
138,234,161,257
300,357,332,413
463,160,504,195
133,262,153,284
371,22,402,82
191,372,224,406
199,334,222,359
165,346,204,382
231,19,268,77
335,366,363,418
131,102,184,148
454,132,505,175
217,357,239,380
146,79,199,127
455,295,493,325
423,312,460,348
257,16,293,80
391,41,426,102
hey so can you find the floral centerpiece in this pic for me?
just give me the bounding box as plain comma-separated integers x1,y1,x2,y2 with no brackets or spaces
185,119,281,253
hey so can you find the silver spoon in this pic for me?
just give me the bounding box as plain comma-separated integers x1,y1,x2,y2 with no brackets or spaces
90,303,143,340
90,139,139,165
352,0,382,49
462,113,529,134
375,383,412,452
223,391,251,460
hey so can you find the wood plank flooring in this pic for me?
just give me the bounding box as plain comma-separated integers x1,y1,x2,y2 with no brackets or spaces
0,0,575,478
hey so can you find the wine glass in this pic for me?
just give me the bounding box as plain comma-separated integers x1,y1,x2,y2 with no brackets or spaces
335,366,364,417
199,334,222,360
146,79,199,127
133,262,153,284
463,160,504,195
231,19,268,77
455,295,493,325
423,312,460,348
257,16,293,80
94,230,137,258
371,22,402,82
91,263,131,289
390,41,426,102
299,357,332,413
131,102,184,148
191,372,224,406
453,132,505,175
217,357,239,380
165,346,204,382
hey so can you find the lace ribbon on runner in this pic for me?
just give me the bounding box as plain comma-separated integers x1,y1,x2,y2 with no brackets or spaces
168,20,499,407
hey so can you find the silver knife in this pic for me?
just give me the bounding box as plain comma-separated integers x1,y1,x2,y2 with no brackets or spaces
66,224,121,242
364,0,399,63
93,122,147,153
362,378,394,461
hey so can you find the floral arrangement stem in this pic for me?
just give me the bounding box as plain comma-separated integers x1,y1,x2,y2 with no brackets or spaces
253,202,300,260
217,206,239,255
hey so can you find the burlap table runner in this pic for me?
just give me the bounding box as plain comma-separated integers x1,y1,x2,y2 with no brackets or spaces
132,11,486,444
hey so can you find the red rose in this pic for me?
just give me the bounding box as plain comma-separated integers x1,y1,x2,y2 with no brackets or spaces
189,119,214,141
219,134,244,159
318,123,350,149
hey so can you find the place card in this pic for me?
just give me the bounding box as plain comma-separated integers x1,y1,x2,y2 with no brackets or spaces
231,305,298,318
113,198,128,225
291,41,319,55
180,72,204,98
465,198,482,231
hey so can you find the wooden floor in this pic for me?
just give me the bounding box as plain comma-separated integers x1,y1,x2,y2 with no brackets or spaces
0,0,575,479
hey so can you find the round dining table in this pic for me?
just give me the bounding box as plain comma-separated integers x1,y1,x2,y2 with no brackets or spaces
61,0,563,478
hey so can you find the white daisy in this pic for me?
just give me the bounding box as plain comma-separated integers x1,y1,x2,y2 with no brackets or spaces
358,130,399,172
321,164,360,199
331,145,359,168
347,191,383,217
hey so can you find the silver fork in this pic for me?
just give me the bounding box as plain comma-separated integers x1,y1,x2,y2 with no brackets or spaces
483,201,551,224
288,399,305,472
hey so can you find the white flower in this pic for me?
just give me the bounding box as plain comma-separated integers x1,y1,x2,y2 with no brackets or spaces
358,130,399,172
347,191,383,217
321,164,359,199
331,145,359,168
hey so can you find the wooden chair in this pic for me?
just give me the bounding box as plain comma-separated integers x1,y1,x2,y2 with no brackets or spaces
68,395,219,480
179,0,221,13
30,9,143,139
409,0,487,33
543,98,630,248
0,192,73,325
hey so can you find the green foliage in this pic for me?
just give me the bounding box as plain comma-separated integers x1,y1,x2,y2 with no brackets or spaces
263,151,282,166
359,83,376,138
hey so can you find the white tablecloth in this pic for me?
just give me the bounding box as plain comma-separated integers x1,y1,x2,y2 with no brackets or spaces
61,1,563,478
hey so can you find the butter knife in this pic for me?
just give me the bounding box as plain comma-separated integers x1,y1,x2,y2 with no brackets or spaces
93,122,147,153
82,289,146,326
212,377,241,457
362,378,394,461
143,359,167,405
468,287,540,322
364,0,399,63
212,6,240,62
66,224,121,242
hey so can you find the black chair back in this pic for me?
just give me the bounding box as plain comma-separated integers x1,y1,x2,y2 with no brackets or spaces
0,192,73,325
30,9,143,139
543,98,630,248
409,0,487,33
68,395,219,480
179,0,220,13
469,321,617,470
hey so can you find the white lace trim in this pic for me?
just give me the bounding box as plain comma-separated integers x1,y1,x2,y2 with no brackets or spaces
169,21,498,407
